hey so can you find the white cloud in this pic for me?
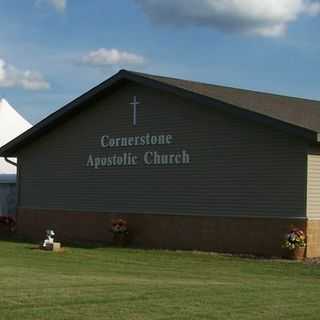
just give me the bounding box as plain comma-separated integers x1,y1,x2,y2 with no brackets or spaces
135,0,320,37
304,1,320,14
0,58,50,91
81,48,145,67
35,0,66,13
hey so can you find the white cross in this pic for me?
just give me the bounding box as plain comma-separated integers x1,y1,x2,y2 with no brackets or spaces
130,96,140,126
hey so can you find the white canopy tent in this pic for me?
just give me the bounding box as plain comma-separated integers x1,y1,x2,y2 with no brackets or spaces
0,99,31,216
0,98,32,174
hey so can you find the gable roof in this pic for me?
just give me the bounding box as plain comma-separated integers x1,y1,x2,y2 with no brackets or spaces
135,71,320,133
1,69,320,157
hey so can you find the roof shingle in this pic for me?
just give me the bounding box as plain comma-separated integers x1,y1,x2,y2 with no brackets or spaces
131,71,320,133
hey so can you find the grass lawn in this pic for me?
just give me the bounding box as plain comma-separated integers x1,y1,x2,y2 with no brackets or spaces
0,241,320,320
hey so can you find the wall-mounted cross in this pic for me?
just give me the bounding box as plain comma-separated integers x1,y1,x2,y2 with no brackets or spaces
130,96,140,126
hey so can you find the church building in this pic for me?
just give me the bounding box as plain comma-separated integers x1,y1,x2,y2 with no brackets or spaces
1,70,320,257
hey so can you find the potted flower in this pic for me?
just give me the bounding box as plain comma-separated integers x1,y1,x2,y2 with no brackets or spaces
282,228,306,260
110,218,128,246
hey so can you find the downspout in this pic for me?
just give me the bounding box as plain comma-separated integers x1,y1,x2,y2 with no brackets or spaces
4,157,17,167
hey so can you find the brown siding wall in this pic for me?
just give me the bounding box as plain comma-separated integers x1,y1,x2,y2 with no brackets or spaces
18,82,308,217
17,208,309,257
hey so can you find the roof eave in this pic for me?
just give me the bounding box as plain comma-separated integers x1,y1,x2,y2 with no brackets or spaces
0,70,129,157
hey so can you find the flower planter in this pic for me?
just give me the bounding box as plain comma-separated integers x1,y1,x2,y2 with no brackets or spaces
283,247,306,261
111,218,128,247
283,228,306,260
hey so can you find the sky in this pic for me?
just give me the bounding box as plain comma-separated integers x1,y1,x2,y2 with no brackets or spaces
0,0,320,124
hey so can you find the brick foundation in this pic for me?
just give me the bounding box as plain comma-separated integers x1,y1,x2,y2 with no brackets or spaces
306,220,320,257
16,208,318,257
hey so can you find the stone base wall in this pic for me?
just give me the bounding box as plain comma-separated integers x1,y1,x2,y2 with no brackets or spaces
16,207,317,257
306,220,320,257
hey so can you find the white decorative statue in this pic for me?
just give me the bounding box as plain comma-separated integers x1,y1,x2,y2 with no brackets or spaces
43,229,55,248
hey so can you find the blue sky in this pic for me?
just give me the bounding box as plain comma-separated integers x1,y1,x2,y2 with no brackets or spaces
0,0,320,124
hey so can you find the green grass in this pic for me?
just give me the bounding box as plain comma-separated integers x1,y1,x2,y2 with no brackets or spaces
0,241,320,320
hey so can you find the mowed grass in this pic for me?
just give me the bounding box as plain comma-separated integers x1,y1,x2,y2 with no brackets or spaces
0,241,320,320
